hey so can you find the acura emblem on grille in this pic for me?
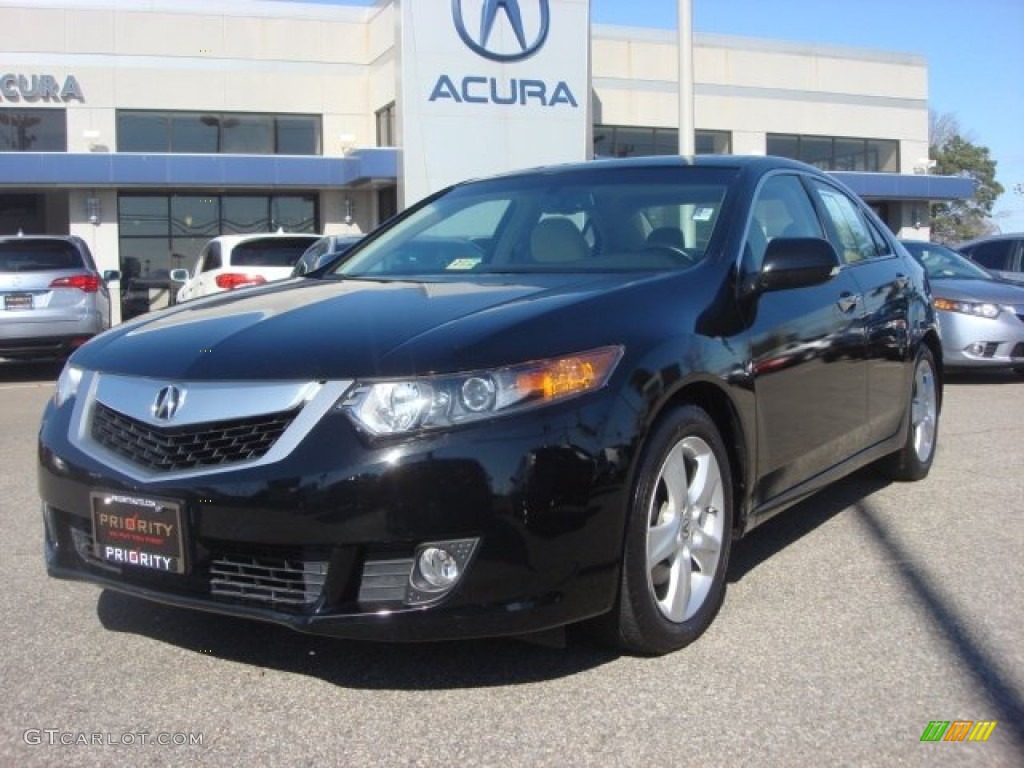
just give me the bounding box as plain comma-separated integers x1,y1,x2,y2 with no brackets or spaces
152,385,184,421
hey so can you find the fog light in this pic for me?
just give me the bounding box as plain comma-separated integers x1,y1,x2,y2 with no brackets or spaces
407,537,480,604
418,547,459,589
966,342,986,356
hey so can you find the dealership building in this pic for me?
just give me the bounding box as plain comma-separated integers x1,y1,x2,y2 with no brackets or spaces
0,0,972,321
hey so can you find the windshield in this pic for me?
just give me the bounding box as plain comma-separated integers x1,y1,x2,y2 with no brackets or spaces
333,166,736,278
902,241,992,280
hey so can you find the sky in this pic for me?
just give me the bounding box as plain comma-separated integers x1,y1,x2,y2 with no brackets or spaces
277,0,1024,232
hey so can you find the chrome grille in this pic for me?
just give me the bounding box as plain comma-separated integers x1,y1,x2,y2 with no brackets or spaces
91,402,296,472
210,553,328,606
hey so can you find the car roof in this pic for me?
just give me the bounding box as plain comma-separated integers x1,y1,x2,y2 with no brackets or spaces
957,232,1024,247
0,233,83,244
208,232,321,248
456,154,821,186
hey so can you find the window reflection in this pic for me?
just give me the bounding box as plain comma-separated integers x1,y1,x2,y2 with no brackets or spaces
593,125,731,158
768,133,900,172
0,109,67,151
116,111,320,155
118,192,319,318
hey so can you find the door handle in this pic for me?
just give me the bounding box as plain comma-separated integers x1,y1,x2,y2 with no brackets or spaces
837,292,861,313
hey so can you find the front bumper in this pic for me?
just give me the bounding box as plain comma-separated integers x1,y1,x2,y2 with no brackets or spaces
38,385,633,641
937,309,1024,368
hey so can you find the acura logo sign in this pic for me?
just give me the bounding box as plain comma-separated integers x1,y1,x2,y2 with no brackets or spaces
152,385,184,421
452,0,550,62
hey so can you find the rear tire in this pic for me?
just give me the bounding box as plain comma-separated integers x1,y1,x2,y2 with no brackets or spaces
611,405,734,655
883,345,940,481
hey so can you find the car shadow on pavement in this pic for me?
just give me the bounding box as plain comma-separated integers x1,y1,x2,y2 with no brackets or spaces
95,590,620,690
728,465,890,583
0,359,63,382
944,369,1023,386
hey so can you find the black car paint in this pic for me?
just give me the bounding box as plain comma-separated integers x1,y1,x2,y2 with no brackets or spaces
38,156,940,642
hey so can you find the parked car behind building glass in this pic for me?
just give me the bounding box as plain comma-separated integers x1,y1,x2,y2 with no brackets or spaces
1,234,118,361
173,232,320,302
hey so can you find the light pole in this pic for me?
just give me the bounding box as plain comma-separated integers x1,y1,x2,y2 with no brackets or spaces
678,0,695,155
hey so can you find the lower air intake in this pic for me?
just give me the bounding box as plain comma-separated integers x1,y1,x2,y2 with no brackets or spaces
210,552,327,607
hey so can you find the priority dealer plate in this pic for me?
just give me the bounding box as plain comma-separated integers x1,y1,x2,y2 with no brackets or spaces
91,493,185,573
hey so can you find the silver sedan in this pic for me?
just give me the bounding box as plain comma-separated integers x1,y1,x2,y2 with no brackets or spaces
902,239,1024,373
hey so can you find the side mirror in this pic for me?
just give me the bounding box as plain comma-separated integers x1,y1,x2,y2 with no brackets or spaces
169,269,190,282
755,237,839,293
102,270,122,281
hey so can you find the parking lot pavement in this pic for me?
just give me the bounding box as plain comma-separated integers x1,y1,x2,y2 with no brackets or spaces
1,364,1021,767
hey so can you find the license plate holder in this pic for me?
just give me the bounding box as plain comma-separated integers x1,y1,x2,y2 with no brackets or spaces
91,492,186,574
3,293,33,310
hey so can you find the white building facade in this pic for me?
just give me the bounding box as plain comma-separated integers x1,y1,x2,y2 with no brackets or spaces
0,0,971,321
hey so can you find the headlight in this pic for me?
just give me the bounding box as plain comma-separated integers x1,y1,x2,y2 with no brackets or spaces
341,346,623,437
54,364,84,407
933,297,1001,319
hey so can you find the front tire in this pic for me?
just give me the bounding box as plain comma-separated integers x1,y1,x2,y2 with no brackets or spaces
883,345,940,481
612,405,734,655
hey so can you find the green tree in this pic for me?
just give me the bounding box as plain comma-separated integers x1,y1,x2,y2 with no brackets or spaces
929,115,1004,243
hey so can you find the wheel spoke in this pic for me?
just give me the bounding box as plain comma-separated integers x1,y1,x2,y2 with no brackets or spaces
664,553,693,622
685,448,710,508
648,517,681,566
661,446,689,511
689,529,721,574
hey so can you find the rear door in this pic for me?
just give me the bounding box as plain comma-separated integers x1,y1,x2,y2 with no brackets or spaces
807,178,912,447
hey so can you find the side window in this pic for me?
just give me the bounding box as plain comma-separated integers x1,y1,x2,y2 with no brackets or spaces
970,241,1011,270
200,243,222,273
743,174,822,271
809,180,877,264
865,217,894,258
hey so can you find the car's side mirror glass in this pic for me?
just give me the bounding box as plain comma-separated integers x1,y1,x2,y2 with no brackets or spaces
169,269,190,282
102,270,122,281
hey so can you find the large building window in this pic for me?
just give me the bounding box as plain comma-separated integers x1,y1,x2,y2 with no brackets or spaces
695,130,731,155
376,103,396,148
0,109,66,151
594,125,731,158
767,133,900,172
116,111,321,155
118,192,318,316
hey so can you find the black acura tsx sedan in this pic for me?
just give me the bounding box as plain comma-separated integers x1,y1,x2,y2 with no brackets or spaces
39,156,941,655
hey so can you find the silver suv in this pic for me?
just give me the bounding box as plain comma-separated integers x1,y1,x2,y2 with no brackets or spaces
0,234,119,361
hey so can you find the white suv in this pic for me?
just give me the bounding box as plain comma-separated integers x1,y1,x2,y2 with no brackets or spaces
173,233,320,302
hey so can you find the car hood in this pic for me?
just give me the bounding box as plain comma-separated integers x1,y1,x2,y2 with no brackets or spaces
74,273,666,380
929,277,1024,305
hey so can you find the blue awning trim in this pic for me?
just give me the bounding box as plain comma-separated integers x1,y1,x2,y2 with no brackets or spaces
831,171,975,201
0,149,399,189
